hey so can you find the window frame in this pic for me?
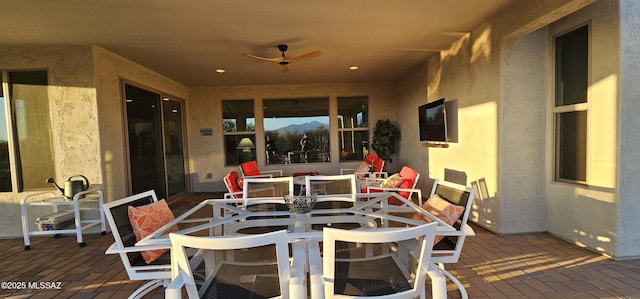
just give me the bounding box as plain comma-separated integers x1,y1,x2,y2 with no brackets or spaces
222,96,371,166
262,97,331,165
0,69,55,192
222,99,256,166
552,24,590,186
337,96,370,162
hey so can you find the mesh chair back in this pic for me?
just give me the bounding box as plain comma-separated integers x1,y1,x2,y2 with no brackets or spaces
104,190,158,266
430,179,475,255
168,230,291,299
434,183,471,230
321,223,437,298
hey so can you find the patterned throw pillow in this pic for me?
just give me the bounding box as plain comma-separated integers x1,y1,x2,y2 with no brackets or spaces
412,194,465,244
380,173,403,187
128,199,179,263
236,177,244,190
355,161,371,179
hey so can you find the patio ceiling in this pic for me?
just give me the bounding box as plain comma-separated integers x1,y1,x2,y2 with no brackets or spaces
1,0,515,87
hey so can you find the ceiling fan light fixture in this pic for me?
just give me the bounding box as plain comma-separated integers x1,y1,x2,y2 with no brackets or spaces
244,44,321,72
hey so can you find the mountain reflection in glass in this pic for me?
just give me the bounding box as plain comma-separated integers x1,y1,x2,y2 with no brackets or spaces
263,98,330,164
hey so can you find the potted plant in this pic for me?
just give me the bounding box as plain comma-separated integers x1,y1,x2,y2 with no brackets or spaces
371,119,400,163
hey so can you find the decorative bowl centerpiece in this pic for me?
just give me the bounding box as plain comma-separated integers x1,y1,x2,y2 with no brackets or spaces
283,193,317,214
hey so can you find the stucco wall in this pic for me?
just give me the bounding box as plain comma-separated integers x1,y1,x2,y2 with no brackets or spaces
612,0,640,258
500,28,549,233
423,25,502,232
394,0,604,236
188,83,395,193
393,64,430,192
0,46,101,237
92,46,189,203
546,0,620,257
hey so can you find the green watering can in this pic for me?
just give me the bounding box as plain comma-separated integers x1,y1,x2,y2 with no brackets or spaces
46,175,90,200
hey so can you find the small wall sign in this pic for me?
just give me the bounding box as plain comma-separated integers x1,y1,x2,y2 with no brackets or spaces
200,128,213,136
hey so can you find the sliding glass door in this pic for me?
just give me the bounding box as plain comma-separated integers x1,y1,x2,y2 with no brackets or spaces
124,83,186,199
163,98,186,196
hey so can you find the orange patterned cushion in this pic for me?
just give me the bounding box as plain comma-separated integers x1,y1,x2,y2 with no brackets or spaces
380,173,403,187
128,199,179,263
412,194,465,244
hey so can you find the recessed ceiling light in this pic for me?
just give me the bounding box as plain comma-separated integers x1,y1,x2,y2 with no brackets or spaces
162,97,170,101
349,66,359,70
215,68,226,73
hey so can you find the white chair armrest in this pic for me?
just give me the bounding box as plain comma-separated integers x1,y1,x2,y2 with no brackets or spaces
427,263,447,299
165,273,186,299
223,191,242,199
433,224,475,238
243,174,274,178
105,242,170,255
463,223,475,236
261,169,283,176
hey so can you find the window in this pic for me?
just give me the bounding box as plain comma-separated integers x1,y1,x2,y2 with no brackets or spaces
0,70,55,192
223,99,255,165
338,96,369,161
554,26,588,183
263,98,329,164
0,75,9,191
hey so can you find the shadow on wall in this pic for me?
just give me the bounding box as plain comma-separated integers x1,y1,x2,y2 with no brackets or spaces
470,177,497,230
444,168,466,185
440,168,497,231
444,99,459,143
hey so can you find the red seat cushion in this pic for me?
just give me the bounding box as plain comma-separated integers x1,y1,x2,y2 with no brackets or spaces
365,153,378,164
223,171,242,198
240,160,261,176
397,166,418,199
371,158,385,173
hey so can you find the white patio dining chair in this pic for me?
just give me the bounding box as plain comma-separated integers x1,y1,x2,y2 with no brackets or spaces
102,190,171,298
308,222,445,299
165,230,293,299
424,179,476,299
242,176,294,198
103,190,208,299
239,160,283,178
365,165,421,207
304,174,357,203
222,176,295,235
304,174,377,232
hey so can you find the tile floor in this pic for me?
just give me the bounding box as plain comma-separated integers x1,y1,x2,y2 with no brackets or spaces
2,199,640,298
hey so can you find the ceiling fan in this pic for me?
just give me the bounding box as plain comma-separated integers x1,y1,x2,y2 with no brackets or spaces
243,44,321,73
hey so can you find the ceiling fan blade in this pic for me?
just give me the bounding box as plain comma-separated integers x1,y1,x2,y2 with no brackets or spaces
243,53,281,62
280,64,289,73
285,50,322,63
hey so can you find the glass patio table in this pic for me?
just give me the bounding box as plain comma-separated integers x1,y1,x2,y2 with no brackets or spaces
137,192,454,298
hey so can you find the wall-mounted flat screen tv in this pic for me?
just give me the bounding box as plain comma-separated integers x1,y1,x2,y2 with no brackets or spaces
418,98,447,142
